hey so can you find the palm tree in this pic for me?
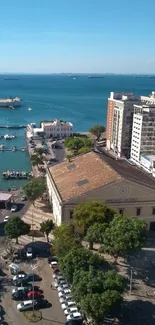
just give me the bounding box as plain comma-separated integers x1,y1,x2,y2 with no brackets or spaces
40,219,55,242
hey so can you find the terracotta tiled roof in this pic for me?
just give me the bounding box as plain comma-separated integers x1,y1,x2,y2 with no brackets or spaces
48,151,121,201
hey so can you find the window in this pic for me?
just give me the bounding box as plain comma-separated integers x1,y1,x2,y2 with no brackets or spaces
70,211,73,219
119,209,124,215
136,208,141,216
152,207,155,215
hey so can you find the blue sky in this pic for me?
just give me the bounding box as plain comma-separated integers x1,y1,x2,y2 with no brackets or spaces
1,0,155,73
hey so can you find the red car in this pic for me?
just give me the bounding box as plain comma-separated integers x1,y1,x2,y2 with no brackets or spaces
27,291,41,299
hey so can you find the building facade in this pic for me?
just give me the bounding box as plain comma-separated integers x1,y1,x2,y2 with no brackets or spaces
130,104,155,174
46,151,155,231
27,119,73,139
106,92,141,158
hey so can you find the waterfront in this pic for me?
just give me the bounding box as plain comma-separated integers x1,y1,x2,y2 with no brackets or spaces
0,74,155,189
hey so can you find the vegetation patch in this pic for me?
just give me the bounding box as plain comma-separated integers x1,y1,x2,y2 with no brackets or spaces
23,310,42,323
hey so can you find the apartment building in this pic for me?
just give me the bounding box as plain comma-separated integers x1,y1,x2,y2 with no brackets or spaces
106,92,141,158
130,104,155,175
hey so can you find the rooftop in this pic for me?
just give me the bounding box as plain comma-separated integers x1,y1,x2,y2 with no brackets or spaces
48,151,121,201
49,150,155,202
0,193,13,201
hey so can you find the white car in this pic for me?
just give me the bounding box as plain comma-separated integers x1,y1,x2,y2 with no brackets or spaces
64,307,78,316
26,247,33,258
55,279,66,288
50,261,58,268
61,301,76,311
12,287,26,294
58,284,69,292
67,312,82,321
13,274,26,281
11,205,17,212
58,289,71,298
4,215,10,222
59,294,73,304
17,300,36,311
53,272,61,279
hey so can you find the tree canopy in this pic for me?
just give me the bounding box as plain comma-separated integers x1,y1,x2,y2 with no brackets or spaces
34,147,46,156
40,219,54,242
53,224,79,258
65,137,92,154
84,222,106,249
101,214,148,259
23,177,46,204
59,247,108,283
73,201,115,232
89,125,105,141
31,154,43,167
81,291,122,325
5,216,30,244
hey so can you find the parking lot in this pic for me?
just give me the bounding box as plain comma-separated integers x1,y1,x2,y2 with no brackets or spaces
0,256,66,325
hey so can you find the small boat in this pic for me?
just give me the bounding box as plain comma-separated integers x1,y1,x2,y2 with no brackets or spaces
28,107,33,111
4,134,15,139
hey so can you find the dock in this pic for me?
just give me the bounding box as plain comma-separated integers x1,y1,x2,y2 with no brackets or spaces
2,170,32,180
0,146,26,152
0,125,26,129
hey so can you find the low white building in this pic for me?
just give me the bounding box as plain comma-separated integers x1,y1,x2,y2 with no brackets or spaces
27,119,73,139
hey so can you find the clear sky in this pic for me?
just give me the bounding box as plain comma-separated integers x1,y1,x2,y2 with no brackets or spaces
1,0,155,74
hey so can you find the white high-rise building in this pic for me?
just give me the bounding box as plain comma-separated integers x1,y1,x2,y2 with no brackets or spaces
130,104,155,175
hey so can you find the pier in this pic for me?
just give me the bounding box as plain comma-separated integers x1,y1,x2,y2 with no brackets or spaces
0,125,26,129
0,146,26,152
2,170,32,180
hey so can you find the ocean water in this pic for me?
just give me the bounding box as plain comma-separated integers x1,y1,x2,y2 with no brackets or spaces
0,74,155,190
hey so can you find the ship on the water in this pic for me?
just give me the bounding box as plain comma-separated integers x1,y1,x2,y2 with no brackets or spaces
0,97,22,108
88,75,104,79
4,77,19,80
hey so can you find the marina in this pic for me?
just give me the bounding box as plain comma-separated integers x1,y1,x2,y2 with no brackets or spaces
2,170,32,180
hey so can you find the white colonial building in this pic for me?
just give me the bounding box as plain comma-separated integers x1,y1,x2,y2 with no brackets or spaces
27,119,73,139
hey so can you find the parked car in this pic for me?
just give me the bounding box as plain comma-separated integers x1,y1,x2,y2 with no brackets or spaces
12,286,32,294
58,289,71,298
13,274,26,281
17,300,36,311
11,205,17,212
53,271,61,279
65,319,83,325
50,261,58,268
35,299,49,309
13,278,29,287
0,306,3,322
26,247,33,258
21,195,27,201
27,291,41,299
58,285,70,293
67,312,82,321
59,294,73,304
64,307,78,316
3,215,10,222
55,279,66,288
61,301,76,311
26,274,42,282
12,291,27,301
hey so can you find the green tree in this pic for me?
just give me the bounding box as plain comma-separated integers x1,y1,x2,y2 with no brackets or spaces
53,224,79,258
31,154,43,167
89,125,105,141
81,291,122,325
66,153,74,162
65,137,92,154
34,147,46,156
40,219,55,242
77,147,91,155
73,201,115,233
72,268,124,302
102,214,148,260
84,223,106,249
59,247,107,283
5,216,30,244
23,177,46,205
